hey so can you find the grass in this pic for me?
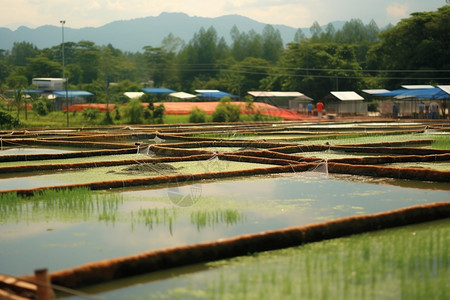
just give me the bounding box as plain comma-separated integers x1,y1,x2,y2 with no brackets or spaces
0,188,123,223
432,135,450,149
0,187,248,234
191,132,259,139
155,220,450,300
11,110,280,129
190,209,245,231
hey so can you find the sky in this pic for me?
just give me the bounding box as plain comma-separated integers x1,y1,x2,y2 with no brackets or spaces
0,0,447,30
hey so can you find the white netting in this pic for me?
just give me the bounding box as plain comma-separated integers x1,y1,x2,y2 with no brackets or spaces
136,145,155,156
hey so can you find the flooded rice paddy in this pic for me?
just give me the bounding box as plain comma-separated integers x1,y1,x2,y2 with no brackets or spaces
0,120,449,299
2,174,449,276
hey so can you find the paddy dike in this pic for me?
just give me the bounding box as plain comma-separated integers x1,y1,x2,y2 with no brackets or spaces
1,120,449,298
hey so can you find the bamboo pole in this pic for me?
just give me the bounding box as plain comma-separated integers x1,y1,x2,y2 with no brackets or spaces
34,269,53,300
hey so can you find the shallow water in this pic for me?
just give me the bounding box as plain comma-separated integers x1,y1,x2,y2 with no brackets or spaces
0,147,78,155
0,154,146,167
77,219,449,300
1,174,449,276
0,159,272,191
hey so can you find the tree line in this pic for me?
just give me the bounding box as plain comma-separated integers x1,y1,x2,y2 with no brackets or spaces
0,5,449,103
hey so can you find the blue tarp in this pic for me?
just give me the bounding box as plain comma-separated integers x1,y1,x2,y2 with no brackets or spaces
141,88,176,94
23,89,45,94
53,90,94,97
197,91,236,99
374,87,449,99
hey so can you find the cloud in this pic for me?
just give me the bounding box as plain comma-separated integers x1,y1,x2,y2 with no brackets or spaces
386,3,409,19
0,0,446,30
88,1,101,10
107,0,126,11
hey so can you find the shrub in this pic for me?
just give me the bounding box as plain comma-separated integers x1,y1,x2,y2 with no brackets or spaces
0,111,19,129
189,107,207,123
33,100,49,116
82,108,101,122
212,98,241,122
102,110,114,125
153,104,165,124
114,106,121,121
124,98,144,124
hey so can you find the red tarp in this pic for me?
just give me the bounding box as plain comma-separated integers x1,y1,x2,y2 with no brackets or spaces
66,102,301,120
68,104,115,112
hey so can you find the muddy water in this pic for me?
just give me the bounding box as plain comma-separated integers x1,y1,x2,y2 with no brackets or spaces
0,159,272,191
1,173,449,276
0,147,78,155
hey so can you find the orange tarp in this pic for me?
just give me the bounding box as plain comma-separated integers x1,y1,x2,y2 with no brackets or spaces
68,104,116,112
66,101,301,120
145,101,302,120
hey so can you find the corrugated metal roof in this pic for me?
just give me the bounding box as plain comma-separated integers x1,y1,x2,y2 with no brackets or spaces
248,91,304,97
374,88,449,99
141,88,176,94
124,92,144,99
169,92,196,99
23,89,45,94
362,89,390,94
330,91,364,101
438,85,450,95
53,90,93,97
401,85,435,89
195,89,220,93
197,91,236,98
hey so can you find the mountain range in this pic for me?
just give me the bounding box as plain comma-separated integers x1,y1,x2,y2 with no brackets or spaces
0,12,345,53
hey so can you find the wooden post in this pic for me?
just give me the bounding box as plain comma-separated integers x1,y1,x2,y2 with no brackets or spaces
34,269,53,300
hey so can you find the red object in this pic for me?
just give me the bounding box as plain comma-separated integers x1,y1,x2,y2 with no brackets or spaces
141,101,303,121
65,101,302,121
68,104,115,112
316,101,323,112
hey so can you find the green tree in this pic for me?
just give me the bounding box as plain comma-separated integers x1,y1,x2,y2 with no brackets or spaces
310,21,323,42
25,54,61,78
13,86,24,120
230,26,263,61
293,29,307,43
212,97,241,122
143,46,173,87
161,33,183,54
367,6,450,87
189,107,207,123
178,26,221,89
265,42,364,99
75,41,100,83
9,42,39,66
262,25,283,62
0,111,19,129
153,104,165,124
124,98,144,124
82,108,101,122
0,50,10,84
33,99,50,116
320,23,336,42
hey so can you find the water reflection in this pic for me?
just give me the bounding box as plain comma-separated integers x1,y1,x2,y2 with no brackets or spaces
1,174,449,276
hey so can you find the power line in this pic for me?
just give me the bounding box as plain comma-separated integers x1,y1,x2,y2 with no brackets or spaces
169,63,450,73
151,66,450,81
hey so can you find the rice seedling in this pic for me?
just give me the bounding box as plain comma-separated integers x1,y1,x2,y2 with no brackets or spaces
431,135,450,149
191,132,258,139
190,209,245,231
0,188,123,223
133,207,178,234
154,220,450,300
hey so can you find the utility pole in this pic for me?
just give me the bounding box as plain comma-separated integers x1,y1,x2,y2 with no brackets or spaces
60,20,69,127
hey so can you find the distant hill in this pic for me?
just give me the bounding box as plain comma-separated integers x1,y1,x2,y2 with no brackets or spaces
0,12,345,52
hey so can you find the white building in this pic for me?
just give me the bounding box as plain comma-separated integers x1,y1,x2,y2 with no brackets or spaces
32,78,66,91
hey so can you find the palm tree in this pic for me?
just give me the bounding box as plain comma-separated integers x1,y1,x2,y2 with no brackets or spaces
14,86,23,121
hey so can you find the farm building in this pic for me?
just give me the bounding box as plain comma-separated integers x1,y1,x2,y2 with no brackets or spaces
324,91,368,116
